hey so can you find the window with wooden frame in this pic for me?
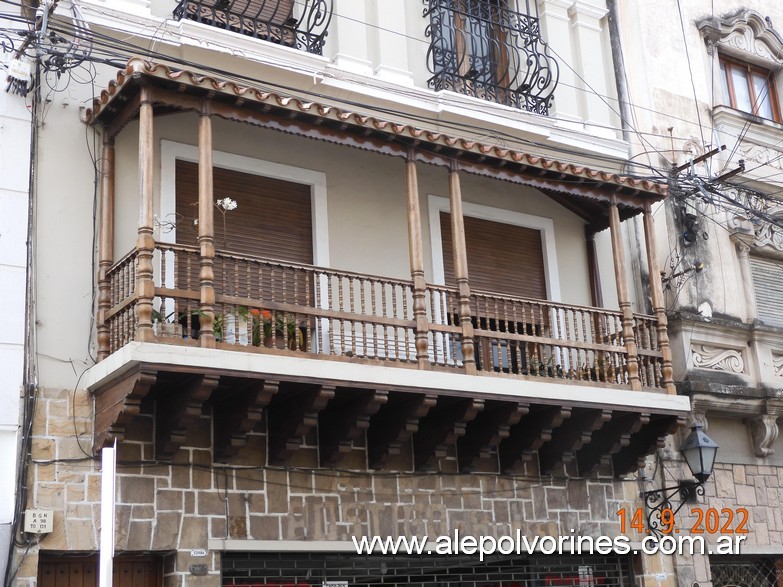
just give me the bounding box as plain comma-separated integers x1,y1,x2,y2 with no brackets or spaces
720,55,781,122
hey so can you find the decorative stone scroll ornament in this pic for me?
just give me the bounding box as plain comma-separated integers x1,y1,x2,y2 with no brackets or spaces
691,344,746,373
750,414,779,457
773,353,783,378
697,10,783,64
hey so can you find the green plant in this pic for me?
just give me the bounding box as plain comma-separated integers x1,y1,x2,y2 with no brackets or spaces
249,309,303,348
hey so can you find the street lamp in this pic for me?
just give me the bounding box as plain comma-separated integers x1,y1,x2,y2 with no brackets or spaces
642,425,719,537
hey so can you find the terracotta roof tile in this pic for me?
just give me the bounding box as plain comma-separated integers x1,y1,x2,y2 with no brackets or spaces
86,58,667,197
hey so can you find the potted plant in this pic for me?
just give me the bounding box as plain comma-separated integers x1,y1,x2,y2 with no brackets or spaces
250,309,304,350
152,308,183,337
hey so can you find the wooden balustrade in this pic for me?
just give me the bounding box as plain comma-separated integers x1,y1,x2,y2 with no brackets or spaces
105,248,138,352
103,245,666,389
470,292,628,384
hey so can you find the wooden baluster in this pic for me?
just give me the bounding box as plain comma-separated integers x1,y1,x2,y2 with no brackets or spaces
97,136,115,360
293,267,300,351
366,278,375,358
360,277,368,356
135,86,156,343
390,281,401,360
402,283,412,361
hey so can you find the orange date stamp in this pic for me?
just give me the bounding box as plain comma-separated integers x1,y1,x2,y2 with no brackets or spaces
617,507,750,535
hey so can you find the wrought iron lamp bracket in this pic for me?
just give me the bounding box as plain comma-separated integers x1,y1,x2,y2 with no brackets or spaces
642,481,704,538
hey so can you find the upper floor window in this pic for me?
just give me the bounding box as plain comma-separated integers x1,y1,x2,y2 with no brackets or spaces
720,55,781,121
173,0,332,55
424,0,558,114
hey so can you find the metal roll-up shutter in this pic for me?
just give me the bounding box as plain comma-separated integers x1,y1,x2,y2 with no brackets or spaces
750,255,783,328
440,211,547,299
175,160,313,265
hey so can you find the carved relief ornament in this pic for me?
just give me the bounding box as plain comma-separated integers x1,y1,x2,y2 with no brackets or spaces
697,10,783,64
691,344,745,373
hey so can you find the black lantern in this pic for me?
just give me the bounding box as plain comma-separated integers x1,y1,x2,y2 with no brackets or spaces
681,424,719,483
641,424,719,537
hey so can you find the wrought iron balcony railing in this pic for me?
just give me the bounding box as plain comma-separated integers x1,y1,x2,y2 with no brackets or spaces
173,0,332,55
423,0,559,114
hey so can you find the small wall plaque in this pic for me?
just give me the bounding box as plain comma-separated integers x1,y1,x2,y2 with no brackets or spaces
190,564,208,576
190,549,207,557
23,509,53,534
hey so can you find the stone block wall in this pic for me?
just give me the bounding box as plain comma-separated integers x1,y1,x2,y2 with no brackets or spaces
16,386,686,586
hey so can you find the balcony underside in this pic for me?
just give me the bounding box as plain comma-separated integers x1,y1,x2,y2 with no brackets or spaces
88,342,687,478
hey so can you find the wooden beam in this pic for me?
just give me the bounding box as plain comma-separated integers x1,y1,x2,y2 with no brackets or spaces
319,389,388,466
457,400,528,472
156,373,219,460
97,135,115,361
213,378,279,462
413,396,483,470
267,383,335,465
499,405,571,473
367,392,437,469
406,149,430,369
135,85,156,343
93,368,157,450
608,195,641,390
576,412,648,476
537,408,611,475
642,203,675,393
612,414,683,477
585,226,603,308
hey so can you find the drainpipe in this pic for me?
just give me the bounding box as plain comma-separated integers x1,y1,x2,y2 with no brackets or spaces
606,0,653,315
606,0,632,146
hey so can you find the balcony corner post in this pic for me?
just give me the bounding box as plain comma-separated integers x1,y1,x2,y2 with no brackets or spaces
198,103,216,348
642,202,675,394
608,194,641,390
449,161,476,374
135,86,156,343
97,133,115,361
406,149,430,369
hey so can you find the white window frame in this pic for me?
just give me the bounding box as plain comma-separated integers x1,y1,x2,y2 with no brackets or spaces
426,194,561,300
158,140,331,350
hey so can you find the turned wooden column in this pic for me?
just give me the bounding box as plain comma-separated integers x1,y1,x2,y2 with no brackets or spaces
96,135,115,360
608,195,641,390
135,86,156,343
406,149,430,369
642,203,675,394
448,161,476,373
198,104,216,348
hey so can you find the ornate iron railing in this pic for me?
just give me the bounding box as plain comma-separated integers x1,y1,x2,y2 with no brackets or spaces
173,0,332,55
105,245,664,390
423,0,558,114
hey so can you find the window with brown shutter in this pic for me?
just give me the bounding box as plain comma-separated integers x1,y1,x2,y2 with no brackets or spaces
440,211,547,299
175,160,313,265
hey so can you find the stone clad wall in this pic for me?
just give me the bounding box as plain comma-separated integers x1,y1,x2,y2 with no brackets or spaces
25,386,783,587
19,386,643,586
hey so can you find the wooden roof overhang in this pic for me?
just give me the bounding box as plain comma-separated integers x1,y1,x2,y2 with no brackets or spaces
86,58,667,232
93,357,685,477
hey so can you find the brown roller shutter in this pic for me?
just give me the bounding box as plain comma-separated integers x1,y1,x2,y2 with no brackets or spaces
441,211,547,299
175,160,313,264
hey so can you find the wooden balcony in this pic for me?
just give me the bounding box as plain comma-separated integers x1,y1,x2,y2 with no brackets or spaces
85,58,689,477
105,243,666,388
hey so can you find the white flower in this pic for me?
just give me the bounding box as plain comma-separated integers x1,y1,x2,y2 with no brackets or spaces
216,197,238,211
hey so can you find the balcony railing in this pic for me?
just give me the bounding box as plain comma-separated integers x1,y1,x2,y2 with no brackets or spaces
423,0,559,114
104,245,664,389
173,0,332,55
